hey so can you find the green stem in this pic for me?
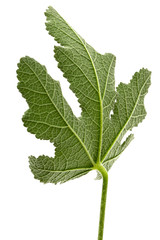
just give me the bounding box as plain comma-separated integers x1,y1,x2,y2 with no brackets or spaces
97,164,108,240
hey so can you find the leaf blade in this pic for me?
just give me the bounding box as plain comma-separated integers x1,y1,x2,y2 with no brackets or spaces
17,7,151,184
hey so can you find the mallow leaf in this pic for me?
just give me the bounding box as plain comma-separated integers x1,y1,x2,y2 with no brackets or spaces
17,6,151,184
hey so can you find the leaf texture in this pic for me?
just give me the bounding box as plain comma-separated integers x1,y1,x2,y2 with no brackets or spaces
17,7,151,184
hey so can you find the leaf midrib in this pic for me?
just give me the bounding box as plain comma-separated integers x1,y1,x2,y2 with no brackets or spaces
63,19,103,163
48,8,103,164
31,166,92,173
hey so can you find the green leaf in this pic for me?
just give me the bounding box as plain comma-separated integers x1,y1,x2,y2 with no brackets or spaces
17,6,151,184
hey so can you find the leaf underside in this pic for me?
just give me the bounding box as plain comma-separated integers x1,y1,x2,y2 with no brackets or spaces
17,6,151,184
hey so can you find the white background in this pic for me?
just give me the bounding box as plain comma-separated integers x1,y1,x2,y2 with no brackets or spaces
0,0,160,239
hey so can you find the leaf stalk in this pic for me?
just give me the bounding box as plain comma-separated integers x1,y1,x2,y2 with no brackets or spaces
97,164,108,240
